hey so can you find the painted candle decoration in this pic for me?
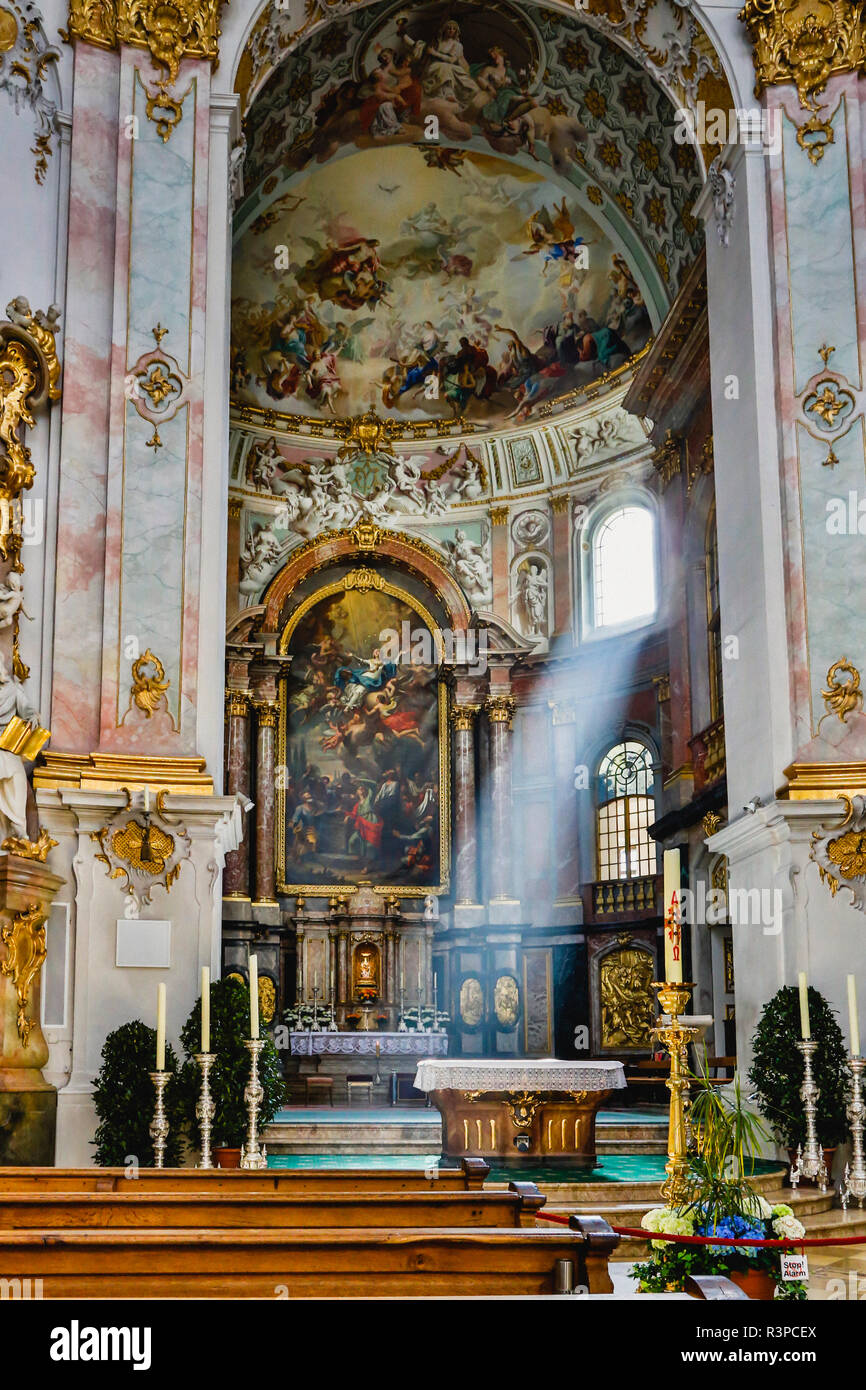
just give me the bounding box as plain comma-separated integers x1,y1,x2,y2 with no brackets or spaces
663,849,682,984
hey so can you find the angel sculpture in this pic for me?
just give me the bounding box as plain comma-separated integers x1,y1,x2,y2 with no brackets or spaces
0,572,32,631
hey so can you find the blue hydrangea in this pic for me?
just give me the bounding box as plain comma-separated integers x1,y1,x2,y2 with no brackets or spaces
697,1211,767,1259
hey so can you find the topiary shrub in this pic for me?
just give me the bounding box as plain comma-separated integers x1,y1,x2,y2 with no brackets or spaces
178,976,285,1150
93,1020,184,1167
748,985,850,1149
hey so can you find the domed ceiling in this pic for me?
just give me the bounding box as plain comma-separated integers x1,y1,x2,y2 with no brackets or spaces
231,0,704,432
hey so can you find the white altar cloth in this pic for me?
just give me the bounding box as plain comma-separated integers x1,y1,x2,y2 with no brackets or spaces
290,1031,448,1057
413,1057,626,1092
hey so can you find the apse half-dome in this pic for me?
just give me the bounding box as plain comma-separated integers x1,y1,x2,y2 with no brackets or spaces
231,0,703,433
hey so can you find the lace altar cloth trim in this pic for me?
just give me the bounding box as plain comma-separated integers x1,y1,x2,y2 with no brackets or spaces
289,1031,449,1056
414,1058,626,1092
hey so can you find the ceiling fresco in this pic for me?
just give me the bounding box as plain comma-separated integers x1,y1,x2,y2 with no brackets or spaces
231,0,703,429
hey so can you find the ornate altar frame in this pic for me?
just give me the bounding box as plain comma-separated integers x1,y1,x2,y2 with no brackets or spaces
275,570,451,897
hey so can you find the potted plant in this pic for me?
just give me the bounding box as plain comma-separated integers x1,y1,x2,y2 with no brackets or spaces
93,1021,184,1168
748,985,850,1172
633,1072,808,1300
179,976,285,1167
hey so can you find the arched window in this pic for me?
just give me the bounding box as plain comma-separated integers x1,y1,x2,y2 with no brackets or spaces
706,503,723,721
591,505,657,630
596,741,657,880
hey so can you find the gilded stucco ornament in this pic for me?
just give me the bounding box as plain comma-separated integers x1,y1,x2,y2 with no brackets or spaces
121,647,175,727
739,0,866,162
821,657,863,724
67,0,225,139
810,794,866,910
90,792,191,912
0,1,60,183
0,900,46,1045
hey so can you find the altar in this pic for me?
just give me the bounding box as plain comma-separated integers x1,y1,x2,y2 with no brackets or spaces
414,1059,627,1168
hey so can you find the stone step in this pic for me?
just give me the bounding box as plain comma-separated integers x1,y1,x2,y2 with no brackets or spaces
263,1118,440,1154
596,1136,668,1154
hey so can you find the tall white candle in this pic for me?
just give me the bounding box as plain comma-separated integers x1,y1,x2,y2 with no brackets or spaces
201,966,210,1053
249,955,259,1039
798,972,811,1040
143,785,150,815
662,849,682,983
848,974,860,1056
156,983,166,1071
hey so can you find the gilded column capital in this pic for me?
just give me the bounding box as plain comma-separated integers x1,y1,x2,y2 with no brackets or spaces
450,702,481,732
252,700,279,728
489,506,509,526
67,0,226,140
485,693,516,728
225,687,250,719
550,493,570,515
652,430,682,489
739,0,865,103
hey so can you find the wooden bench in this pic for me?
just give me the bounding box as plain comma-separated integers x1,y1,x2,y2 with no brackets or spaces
0,1158,489,1193
0,1224,616,1298
0,1182,546,1230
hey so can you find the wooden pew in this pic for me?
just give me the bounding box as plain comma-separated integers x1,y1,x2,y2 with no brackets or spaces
0,1224,615,1298
0,1156,488,1193
0,1183,545,1230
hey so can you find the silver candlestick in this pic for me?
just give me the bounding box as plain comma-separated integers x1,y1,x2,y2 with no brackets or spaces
790,1040,828,1191
240,1038,268,1169
194,1053,216,1170
149,1071,170,1169
840,1056,866,1209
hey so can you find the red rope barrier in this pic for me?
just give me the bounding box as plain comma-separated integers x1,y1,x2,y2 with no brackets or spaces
533,1210,866,1247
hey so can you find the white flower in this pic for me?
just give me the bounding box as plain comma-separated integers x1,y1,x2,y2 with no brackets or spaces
771,1203,794,1218
773,1212,806,1241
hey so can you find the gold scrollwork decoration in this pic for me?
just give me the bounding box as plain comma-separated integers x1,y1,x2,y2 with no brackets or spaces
505,1091,544,1130
739,0,864,163
822,657,863,724
343,568,386,593
1,826,58,860
0,900,47,1045
122,647,175,726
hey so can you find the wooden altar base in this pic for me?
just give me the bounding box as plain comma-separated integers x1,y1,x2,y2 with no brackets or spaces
432,1089,613,1169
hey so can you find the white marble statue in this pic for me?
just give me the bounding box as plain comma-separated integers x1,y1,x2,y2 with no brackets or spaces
0,572,33,630
444,525,493,606
0,652,41,839
518,560,549,636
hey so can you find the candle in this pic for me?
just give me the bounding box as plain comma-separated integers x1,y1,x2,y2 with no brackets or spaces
156,982,166,1071
249,954,259,1039
201,966,210,1053
662,849,682,983
798,972,811,1040
848,974,860,1056
417,961,422,998
143,785,150,815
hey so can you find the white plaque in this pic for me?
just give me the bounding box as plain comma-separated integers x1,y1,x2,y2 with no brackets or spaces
116,919,171,969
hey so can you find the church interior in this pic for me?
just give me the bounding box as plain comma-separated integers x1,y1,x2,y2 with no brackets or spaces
2,0,866,1324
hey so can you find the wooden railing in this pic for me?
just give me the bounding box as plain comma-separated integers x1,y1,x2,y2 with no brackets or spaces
587,875,659,921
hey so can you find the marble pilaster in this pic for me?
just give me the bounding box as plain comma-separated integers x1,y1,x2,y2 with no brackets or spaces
252,700,278,905
223,689,251,900
485,693,520,924
450,703,483,924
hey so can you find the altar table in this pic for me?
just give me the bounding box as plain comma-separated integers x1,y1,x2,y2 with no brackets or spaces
414,1059,627,1168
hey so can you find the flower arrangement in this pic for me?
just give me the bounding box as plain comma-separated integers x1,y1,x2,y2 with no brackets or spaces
634,1197,807,1299
632,1069,808,1300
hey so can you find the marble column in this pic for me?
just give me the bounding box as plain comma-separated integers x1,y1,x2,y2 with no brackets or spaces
252,700,279,904
337,929,349,1006
489,507,510,620
383,930,394,1008
328,931,337,1009
295,927,305,1003
486,693,520,923
223,690,251,899
450,704,481,910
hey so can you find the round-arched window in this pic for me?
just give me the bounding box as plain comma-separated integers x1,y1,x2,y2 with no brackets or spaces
592,505,657,629
596,741,657,880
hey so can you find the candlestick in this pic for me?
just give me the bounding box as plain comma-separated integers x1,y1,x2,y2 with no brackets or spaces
798,972,811,1040
840,1056,866,1209
155,982,166,1071
149,1070,170,1168
652,980,699,1207
201,966,210,1053
249,954,259,1040
662,849,682,983
789,1040,827,1192
848,974,860,1057
194,1052,215,1169
240,1038,268,1169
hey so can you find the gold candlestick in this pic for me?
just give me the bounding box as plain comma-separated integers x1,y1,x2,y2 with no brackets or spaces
149,1071,170,1169
194,1053,216,1170
652,981,700,1208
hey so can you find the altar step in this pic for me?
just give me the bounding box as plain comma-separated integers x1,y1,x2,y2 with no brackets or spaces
264,1107,441,1154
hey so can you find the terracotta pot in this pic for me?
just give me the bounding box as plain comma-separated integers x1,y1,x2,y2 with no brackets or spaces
728,1269,777,1301
213,1146,242,1169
